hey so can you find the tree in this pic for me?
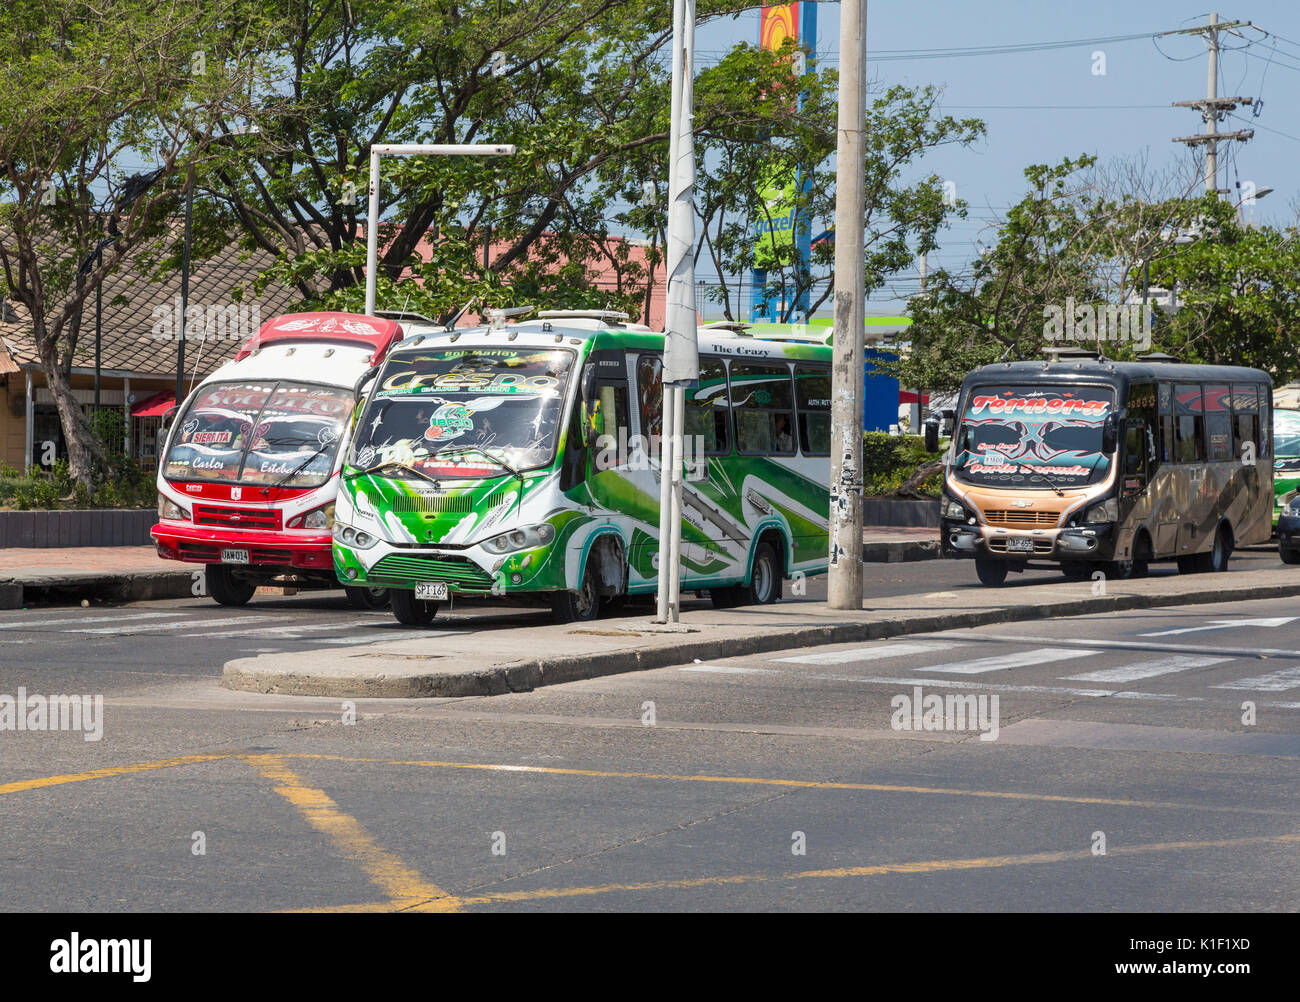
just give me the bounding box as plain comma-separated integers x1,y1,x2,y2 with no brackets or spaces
0,0,277,484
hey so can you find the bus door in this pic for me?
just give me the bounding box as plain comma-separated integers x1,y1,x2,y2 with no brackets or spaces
1174,383,1207,554
1155,382,1179,554
1120,382,1158,545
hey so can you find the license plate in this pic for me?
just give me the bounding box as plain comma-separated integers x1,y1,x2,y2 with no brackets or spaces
1006,537,1034,553
221,548,250,564
415,582,448,601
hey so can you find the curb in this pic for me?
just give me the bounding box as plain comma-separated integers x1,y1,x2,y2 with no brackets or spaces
221,576,1300,699
0,570,195,609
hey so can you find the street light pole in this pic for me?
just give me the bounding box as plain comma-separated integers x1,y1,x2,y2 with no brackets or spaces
362,144,515,317
175,162,194,406
828,0,867,610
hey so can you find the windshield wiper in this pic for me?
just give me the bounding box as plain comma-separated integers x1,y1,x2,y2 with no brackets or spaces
260,440,337,495
344,460,440,484
432,445,525,484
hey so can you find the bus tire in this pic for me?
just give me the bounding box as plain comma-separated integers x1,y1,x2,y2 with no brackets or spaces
390,589,439,626
1060,561,1090,582
710,586,741,609
206,565,256,606
550,565,600,623
344,586,390,610
1281,547,1300,565
975,557,1008,586
1197,525,1232,573
745,541,782,605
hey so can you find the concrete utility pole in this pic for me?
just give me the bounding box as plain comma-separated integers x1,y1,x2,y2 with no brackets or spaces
828,0,866,611
1164,13,1253,195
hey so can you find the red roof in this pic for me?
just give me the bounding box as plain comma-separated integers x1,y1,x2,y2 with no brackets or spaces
234,311,404,364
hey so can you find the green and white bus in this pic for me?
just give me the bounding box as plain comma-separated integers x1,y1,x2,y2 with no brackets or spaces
331,312,833,625
1273,408,1300,527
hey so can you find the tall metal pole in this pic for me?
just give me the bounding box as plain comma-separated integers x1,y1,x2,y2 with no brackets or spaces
175,162,194,405
828,0,866,610
1205,11,1219,194
655,0,699,624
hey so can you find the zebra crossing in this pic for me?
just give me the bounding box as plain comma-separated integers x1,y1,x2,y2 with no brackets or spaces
686,635,1300,704
0,604,449,648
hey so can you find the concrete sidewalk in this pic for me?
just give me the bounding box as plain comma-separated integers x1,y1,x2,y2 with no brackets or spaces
223,566,1300,699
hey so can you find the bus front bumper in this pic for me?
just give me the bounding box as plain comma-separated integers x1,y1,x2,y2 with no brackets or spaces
151,522,335,571
942,522,1116,561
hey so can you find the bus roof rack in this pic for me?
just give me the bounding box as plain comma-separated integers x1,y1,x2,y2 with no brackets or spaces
536,309,630,324
1042,346,1106,363
486,305,536,330
1137,351,1181,363
700,320,752,334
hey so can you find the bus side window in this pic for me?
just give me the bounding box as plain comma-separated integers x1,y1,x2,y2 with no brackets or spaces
635,355,663,442
1230,383,1258,462
595,383,628,444
731,362,795,456
684,357,731,455
1203,384,1232,461
794,364,831,456
1174,384,1205,462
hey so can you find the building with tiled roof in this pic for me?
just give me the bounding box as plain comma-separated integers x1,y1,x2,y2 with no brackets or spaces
0,234,301,471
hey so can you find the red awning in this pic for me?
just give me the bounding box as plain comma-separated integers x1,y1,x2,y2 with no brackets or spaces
131,390,175,418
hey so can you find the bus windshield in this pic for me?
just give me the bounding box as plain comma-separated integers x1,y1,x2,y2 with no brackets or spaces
162,381,355,488
953,384,1114,488
1275,409,1300,471
348,346,575,478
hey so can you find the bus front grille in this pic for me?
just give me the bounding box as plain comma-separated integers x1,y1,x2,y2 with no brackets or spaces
194,505,283,531
369,553,494,588
982,509,1059,527
389,493,474,514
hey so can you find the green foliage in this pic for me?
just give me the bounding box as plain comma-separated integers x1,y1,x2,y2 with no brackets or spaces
863,433,946,497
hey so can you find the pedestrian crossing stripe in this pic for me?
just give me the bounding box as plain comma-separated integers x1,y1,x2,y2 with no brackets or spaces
1064,655,1233,683
1211,666,1300,692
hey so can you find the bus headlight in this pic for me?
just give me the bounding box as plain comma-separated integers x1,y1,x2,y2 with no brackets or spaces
1085,499,1119,523
943,498,967,519
481,522,556,554
289,503,335,529
335,523,379,549
157,494,190,522
1286,497,1300,516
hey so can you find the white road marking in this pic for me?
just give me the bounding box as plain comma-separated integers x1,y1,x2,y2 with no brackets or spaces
919,647,1093,675
1064,655,1233,683
680,664,777,674
74,614,297,635
1139,617,1298,637
925,630,1300,658
772,641,963,665
1211,666,1300,692
197,622,361,638
0,612,183,630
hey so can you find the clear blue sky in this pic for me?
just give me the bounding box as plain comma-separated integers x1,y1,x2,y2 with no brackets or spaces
697,2,1300,317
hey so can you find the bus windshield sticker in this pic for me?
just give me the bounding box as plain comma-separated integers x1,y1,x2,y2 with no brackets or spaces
955,385,1114,486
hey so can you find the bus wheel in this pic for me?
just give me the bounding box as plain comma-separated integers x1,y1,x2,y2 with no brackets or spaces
207,565,256,607
744,541,782,605
975,558,1008,586
1060,561,1090,582
1105,559,1143,580
390,589,439,626
550,566,600,623
1198,525,1232,573
1281,547,1300,565
344,586,390,610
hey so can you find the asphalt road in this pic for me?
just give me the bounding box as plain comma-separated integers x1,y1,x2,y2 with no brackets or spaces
1,579,1298,912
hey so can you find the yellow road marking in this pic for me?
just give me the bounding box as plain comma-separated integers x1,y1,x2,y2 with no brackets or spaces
453,831,1300,906
268,752,1289,815
0,752,234,796
241,754,459,913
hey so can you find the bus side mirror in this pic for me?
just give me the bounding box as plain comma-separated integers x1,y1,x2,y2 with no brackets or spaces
1102,415,1118,454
